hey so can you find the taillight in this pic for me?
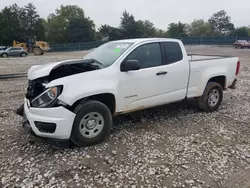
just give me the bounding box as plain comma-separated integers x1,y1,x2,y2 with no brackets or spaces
236,60,240,75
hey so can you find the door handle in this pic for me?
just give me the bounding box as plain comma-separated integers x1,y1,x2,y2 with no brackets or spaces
156,71,168,76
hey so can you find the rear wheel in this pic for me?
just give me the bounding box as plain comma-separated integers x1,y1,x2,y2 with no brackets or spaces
198,82,223,112
32,47,43,55
1,53,7,58
71,100,112,147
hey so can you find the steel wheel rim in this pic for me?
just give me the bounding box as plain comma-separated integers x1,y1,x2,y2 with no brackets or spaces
2,54,7,58
22,53,26,57
79,112,104,138
208,89,220,107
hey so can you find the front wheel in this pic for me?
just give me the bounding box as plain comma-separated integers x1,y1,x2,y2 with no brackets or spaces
20,52,27,57
71,100,112,147
1,53,7,58
198,82,223,112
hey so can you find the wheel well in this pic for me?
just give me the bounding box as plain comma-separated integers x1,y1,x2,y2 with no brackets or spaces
71,93,116,115
208,76,226,89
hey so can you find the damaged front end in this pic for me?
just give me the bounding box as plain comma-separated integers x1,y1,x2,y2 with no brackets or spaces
15,76,50,116
15,59,103,116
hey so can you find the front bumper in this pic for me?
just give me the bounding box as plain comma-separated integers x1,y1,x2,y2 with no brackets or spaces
23,98,76,140
22,118,72,148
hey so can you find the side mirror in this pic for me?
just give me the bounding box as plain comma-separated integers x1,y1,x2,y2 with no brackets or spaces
120,59,140,72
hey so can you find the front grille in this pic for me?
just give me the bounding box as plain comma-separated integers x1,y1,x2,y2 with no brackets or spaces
26,80,45,100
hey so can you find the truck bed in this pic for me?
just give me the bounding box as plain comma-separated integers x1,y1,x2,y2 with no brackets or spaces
187,54,238,98
188,54,235,62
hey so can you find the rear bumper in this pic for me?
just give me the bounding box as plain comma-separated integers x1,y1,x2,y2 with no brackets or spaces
23,98,76,140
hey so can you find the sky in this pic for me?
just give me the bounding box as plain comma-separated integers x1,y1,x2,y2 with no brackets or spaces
1,0,249,30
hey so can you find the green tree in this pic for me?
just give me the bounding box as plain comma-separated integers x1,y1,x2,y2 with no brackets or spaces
0,3,46,45
98,25,123,40
55,5,85,22
231,27,249,36
167,22,187,38
119,11,157,38
99,24,113,37
109,27,123,40
208,10,235,35
135,20,156,37
0,5,21,45
36,18,47,41
23,3,39,36
187,19,213,36
46,15,68,43
155,29,168,38
68,17,95,42
46,5,95,43
120,10,138,38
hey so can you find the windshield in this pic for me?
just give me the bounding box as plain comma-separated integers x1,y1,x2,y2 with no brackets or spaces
83,41,133,66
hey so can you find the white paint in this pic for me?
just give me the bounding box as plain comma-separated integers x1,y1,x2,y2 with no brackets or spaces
24,98,76,139
24,38,239,139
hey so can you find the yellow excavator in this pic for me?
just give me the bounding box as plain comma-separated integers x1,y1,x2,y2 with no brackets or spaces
13,36,51,55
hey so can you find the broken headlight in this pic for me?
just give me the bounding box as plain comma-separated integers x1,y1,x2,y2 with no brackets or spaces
31,85,63,108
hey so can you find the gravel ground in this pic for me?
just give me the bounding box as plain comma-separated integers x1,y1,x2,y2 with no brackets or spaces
0,46,250,188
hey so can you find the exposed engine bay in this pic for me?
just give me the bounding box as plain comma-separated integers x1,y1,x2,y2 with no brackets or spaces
26,59,102,101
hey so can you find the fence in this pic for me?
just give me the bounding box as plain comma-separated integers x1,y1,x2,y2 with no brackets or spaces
50,41,105,52
180,36,250,45
49,36,250,52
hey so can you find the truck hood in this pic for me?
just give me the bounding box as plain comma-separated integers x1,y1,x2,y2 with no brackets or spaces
27,59,82,80
27,59,102,80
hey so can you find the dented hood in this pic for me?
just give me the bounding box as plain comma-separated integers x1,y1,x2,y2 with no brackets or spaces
27,59,83,80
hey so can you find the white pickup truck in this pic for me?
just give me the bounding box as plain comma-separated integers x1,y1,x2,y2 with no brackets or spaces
16,38,240,147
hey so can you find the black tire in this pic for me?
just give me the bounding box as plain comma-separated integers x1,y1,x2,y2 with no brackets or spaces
15,104,24,116
20,52,27,57
198,82,223,112
71,100,112,147
32,47,43,55
1,53,8,58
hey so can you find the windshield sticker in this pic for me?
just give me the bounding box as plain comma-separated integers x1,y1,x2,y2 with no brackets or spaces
114,48,121,53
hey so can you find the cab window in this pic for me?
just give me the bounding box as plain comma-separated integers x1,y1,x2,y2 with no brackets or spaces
126,43,162,69
160,42,183,64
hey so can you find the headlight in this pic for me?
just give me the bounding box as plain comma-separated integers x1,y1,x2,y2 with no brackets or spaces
31,85,63,108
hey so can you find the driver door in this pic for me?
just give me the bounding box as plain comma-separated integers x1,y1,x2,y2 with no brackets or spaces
118,42,166,112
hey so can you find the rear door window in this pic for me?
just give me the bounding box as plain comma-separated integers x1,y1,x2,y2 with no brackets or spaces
160,42,183,64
